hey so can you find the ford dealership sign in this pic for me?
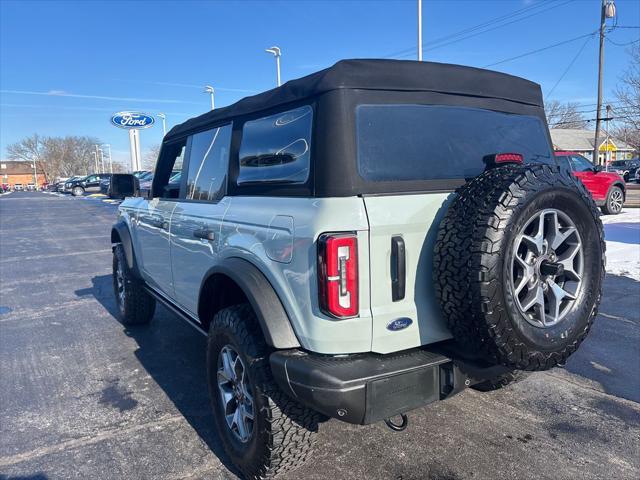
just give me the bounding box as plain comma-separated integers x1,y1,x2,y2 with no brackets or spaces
111,112,154,129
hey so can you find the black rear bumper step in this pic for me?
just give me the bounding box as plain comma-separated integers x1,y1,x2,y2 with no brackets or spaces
270,343,512,425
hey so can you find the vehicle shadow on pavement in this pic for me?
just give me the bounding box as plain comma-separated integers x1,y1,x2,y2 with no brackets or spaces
563,273,640,403
79,274,241,478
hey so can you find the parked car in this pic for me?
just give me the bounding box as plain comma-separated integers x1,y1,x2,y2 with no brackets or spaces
13,183,23,191
67,173,112,196
26,183,36,191
555,151,626,214
1,183,9,193
60,176,83,193
636,167,640,183
110,60,605,479
609,158,640,182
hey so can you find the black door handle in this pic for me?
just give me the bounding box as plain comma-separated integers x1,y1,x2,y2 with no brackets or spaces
391,236,406,301
194,228,215,241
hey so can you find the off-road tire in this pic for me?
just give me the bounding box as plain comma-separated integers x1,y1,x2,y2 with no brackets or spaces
72,186,84,197
601,185,624,215
112,244,155,325
434,164,605,371
207,304,322,480
471,370,527,392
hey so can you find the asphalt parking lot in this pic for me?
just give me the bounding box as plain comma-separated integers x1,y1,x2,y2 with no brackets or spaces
1,191,639,480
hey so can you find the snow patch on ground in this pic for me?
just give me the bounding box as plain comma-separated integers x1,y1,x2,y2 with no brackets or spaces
601,209,640,281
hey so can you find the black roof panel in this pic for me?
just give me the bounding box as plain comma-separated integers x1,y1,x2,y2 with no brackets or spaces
165,59,543,140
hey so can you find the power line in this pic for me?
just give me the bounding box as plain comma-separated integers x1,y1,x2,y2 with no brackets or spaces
545,34,594,99
484,31,597,68
606,37,640,47
384,0,574,59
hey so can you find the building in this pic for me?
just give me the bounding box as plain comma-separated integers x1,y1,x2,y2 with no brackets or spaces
550,128,636,164
0,161,48,187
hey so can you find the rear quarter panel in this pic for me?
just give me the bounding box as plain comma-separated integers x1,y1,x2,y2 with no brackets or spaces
220,196,372,354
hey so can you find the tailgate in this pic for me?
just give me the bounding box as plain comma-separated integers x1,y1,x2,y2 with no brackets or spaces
363,193,454,353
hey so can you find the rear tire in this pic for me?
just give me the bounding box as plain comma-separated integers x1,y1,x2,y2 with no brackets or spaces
471,370,527,392
72,186,84,197
434,164,605,371
112,244,155,325
207,304,321,480
601,185,624,215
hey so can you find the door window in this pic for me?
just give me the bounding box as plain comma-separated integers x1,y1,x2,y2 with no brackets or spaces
185,124,232,202
153,140,186,199
238,105,312,185
569,155,594,172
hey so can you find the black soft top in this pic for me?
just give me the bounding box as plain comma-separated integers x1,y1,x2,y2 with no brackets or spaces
166,59,543,140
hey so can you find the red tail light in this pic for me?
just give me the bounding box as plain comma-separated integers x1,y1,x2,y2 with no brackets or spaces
318,233,359,318
492,153,524,164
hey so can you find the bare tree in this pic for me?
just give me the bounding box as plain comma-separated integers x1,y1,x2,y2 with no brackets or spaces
143,144,160,170
545,101,589,129
611,44,640,154
6,134,50,180
8,135,102,181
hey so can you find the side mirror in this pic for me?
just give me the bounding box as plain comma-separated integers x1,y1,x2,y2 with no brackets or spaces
593,165,603,173
109,174,140,198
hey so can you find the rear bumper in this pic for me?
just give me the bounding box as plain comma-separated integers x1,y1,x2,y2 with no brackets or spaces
270,343,510,425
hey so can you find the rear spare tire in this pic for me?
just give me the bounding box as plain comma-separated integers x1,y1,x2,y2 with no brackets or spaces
434,164,605,371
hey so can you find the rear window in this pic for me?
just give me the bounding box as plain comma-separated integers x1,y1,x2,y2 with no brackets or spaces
238,106,312,185
356,104,553,181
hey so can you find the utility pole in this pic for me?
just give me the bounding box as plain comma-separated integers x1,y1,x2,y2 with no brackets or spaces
157,113,167,136
103,144,113,174
417,0,423,61
593,0,616,165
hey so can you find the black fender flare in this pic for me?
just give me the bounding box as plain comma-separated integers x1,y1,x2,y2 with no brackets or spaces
111,221,141,278
200,258,301,349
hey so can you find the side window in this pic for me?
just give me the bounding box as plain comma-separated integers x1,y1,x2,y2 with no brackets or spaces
570,155,593,172
238,105,312,185
153,140,186,199
186,124,232,202
85,175,97,182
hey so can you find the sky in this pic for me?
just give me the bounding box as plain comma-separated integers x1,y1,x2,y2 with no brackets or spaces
1,0,638,169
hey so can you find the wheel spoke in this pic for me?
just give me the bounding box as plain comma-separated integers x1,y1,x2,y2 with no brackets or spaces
547,211,577,250
546,279,575,324
521,283,544,312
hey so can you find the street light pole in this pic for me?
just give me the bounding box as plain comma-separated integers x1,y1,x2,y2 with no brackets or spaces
593,0,616,165
157,113,167,136
93,151,98,172
417,0,423,61
265,46,282,86
102,144,113,173
204,86,215,110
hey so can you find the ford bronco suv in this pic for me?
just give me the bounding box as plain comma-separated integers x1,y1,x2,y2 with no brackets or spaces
111,60,604,479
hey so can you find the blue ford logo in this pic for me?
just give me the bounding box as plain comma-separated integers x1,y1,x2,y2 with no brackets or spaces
111,112,154,130
386,318,413,331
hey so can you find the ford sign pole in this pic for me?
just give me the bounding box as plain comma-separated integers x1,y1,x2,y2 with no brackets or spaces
111,112,155,172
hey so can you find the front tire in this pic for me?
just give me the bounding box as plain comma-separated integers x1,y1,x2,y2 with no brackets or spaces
112,244,155,325
601,185,624,215
207,304,321,479
72,186,84,197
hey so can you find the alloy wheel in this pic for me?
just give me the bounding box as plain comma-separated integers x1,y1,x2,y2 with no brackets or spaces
510,208,584,328
609,188,623,214
217,345,254,443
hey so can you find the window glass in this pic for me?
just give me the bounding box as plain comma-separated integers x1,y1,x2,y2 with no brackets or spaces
238,105,312,184
186,124,232,202
356,104,553,181
569,155,594,172
154,141,186,198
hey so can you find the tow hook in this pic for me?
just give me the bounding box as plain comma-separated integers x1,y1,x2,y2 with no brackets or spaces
384,413,408,432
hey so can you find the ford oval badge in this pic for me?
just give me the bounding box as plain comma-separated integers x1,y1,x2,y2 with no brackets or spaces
386,318,413,331
111,112,155,130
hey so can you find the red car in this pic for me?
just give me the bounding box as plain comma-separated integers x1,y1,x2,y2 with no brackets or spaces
554,151,626,215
